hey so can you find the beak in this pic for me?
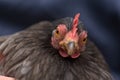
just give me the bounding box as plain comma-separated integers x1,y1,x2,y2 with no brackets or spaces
66,42,75,55
60,41,77,55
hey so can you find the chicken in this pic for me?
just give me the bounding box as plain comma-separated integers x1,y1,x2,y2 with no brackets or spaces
0,13,112,80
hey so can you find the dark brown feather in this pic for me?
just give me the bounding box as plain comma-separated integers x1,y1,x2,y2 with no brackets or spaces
0,19,112,80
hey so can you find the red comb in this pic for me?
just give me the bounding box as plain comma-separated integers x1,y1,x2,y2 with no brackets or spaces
72,13,80,36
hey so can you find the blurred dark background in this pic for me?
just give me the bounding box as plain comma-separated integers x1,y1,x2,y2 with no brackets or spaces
0,0,119,79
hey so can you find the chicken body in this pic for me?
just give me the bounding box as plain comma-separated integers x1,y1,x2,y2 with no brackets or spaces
0,17,112,80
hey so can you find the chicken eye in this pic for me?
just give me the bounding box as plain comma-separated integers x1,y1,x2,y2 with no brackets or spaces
52,29,60,38
56,30,59,34
52,29,60,36
82,38,87,43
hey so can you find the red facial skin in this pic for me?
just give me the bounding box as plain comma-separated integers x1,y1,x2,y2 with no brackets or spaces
59,30,87,58
51,24,68,49
51,13,88,58
59,30,79,58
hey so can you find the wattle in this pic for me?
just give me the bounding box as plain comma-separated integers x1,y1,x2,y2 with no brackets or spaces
59,49,69,57
59,49,80,58
71,52,80,58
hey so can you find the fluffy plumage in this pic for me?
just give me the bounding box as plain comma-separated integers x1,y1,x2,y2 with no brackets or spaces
0,16,112,80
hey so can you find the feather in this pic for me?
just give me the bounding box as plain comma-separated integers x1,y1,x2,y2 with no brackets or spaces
0,19,112,80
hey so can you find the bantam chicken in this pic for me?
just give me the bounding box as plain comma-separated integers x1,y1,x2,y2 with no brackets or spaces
0,13,112,80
